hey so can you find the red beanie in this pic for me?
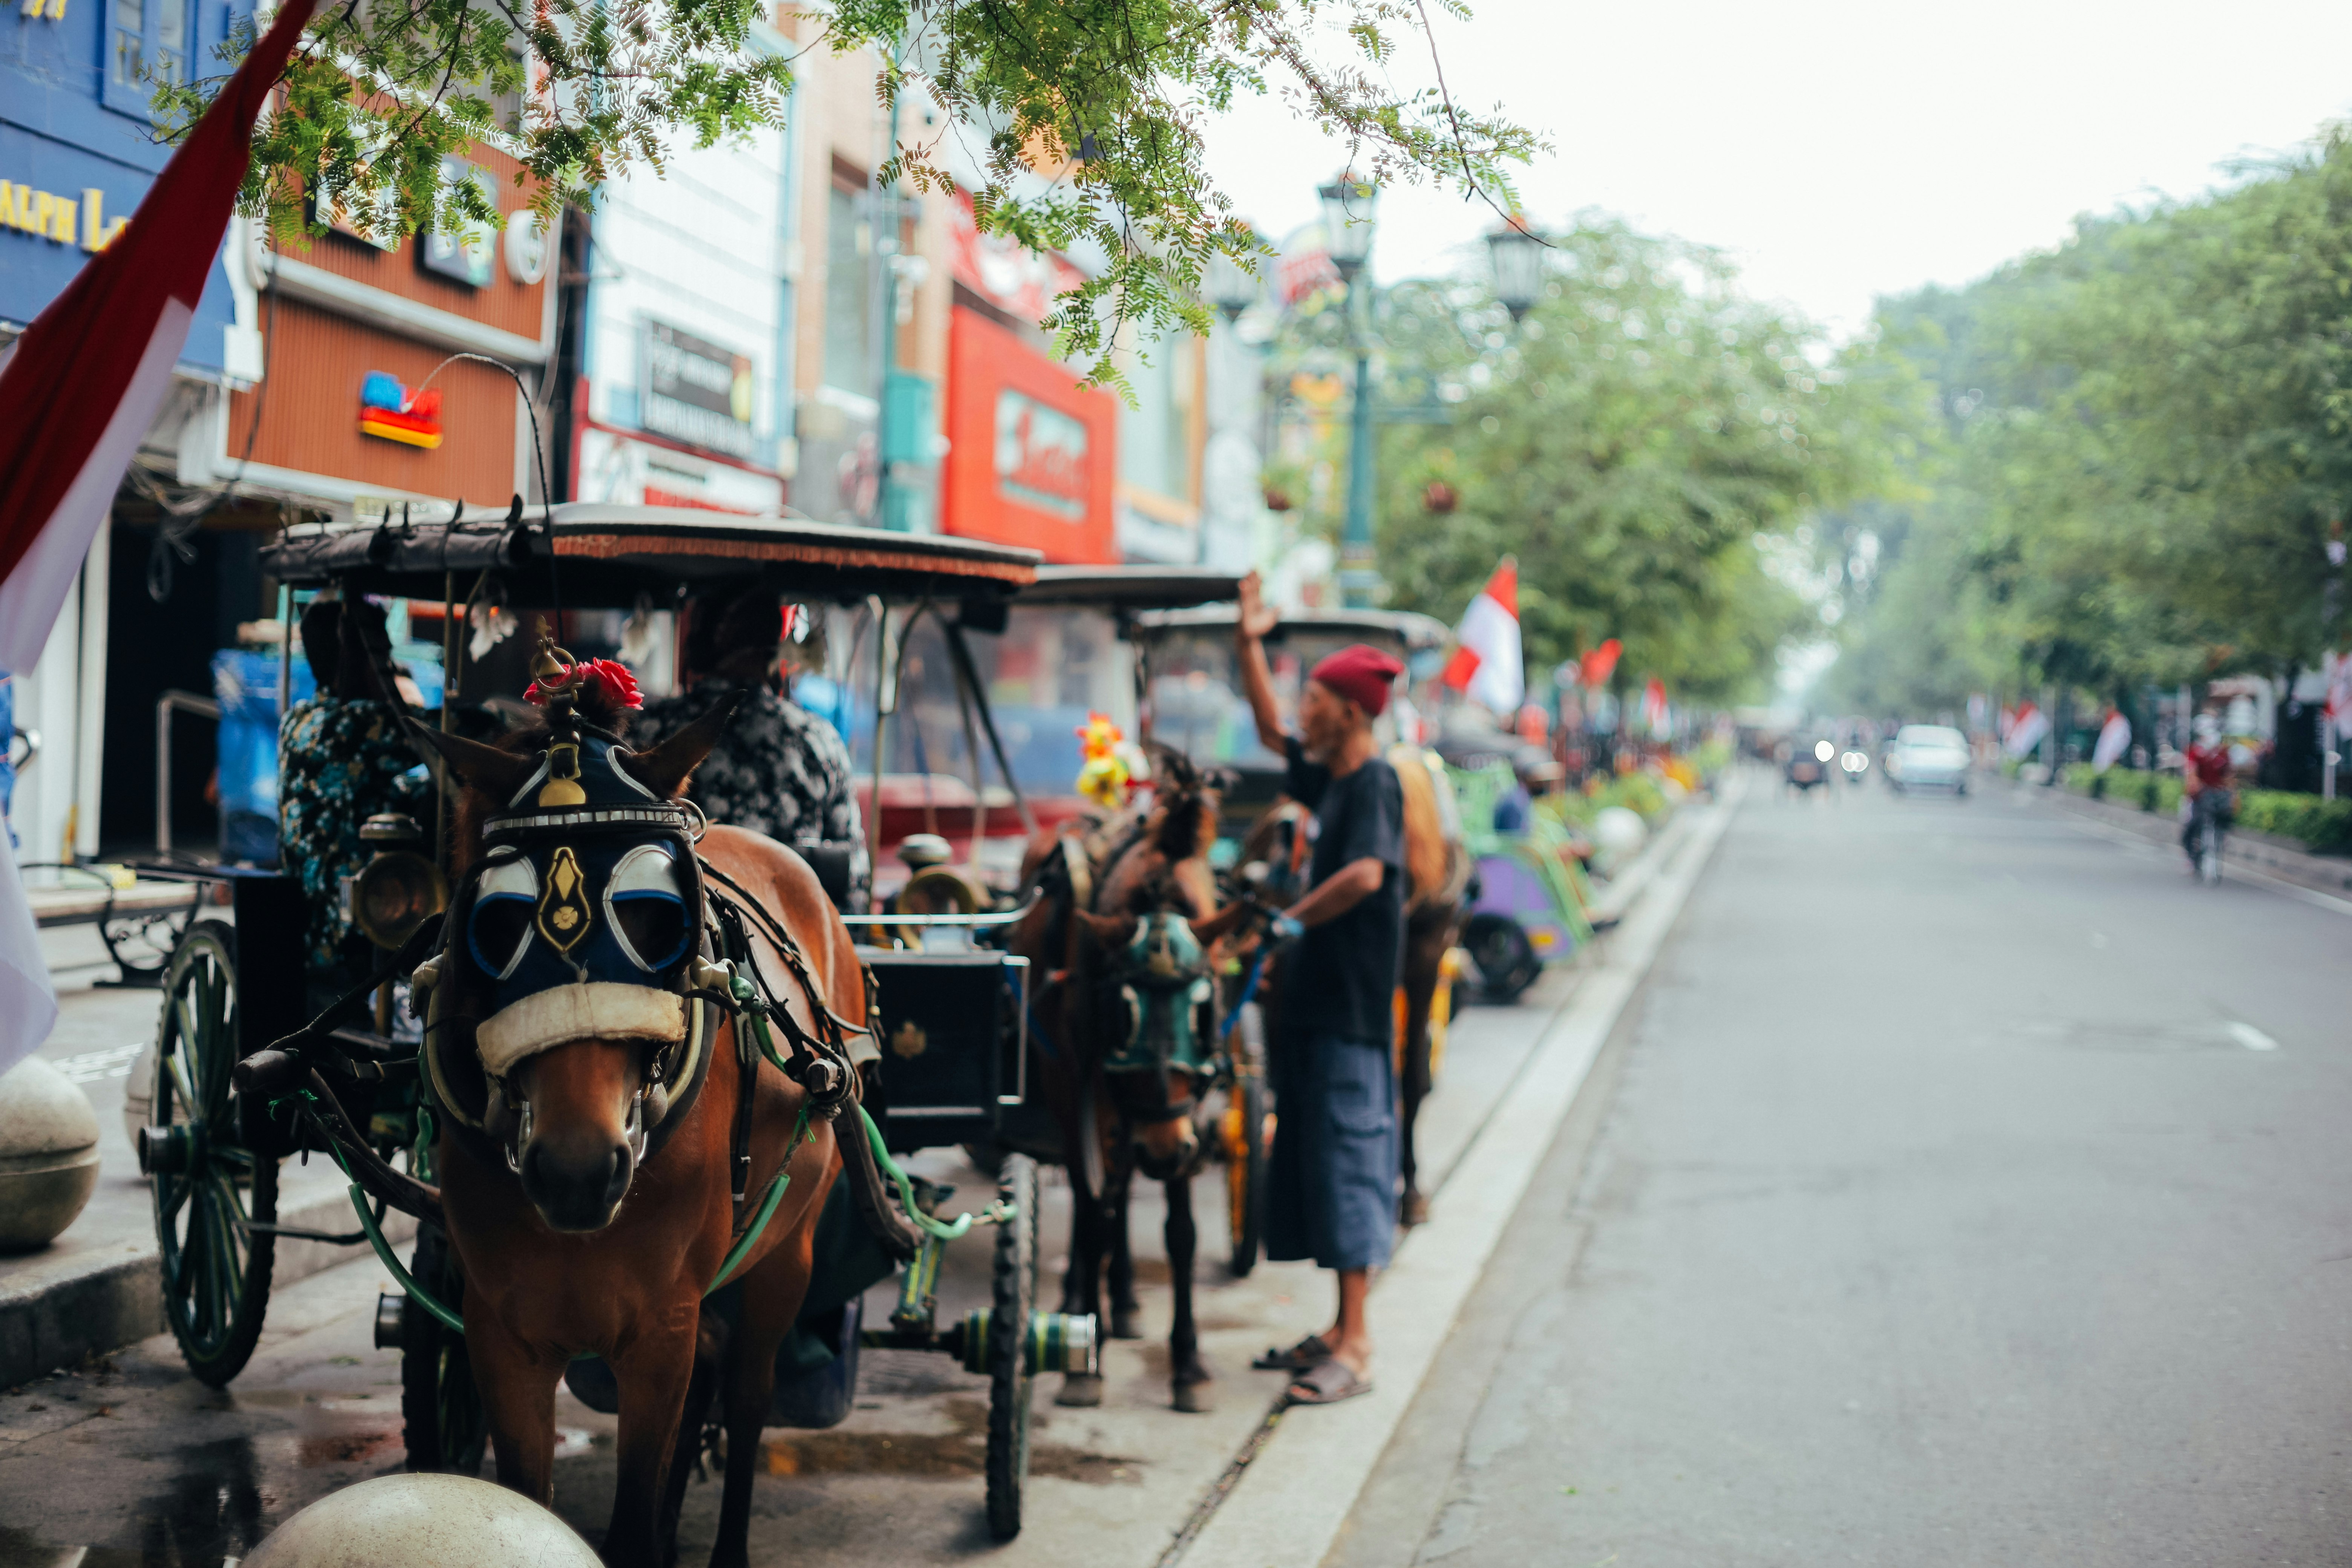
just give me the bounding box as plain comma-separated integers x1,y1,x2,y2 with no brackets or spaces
1309,643,1406,717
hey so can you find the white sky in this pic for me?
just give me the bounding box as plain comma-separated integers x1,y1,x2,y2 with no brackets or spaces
1200,0,2352,339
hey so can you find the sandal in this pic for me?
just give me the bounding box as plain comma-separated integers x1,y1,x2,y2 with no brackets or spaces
1251,1334,1332,1372
1286,1358,1372,1406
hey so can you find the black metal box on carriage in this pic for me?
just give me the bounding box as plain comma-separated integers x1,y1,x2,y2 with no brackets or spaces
858,950,1029,1152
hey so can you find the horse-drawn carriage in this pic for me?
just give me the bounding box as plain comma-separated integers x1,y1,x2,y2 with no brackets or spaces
132,504,1095,1553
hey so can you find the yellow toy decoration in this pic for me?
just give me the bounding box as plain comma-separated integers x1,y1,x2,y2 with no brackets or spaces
1073,712,1131,810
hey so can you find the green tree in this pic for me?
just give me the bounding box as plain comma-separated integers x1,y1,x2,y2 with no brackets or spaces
1825,129,2352,720
157,0,1539,383
1367,219,1906,703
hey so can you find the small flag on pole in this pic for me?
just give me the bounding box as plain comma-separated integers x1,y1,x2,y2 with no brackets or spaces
1440,557,1524,716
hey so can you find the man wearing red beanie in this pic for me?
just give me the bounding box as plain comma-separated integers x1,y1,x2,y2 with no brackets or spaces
1234,570,1406,1406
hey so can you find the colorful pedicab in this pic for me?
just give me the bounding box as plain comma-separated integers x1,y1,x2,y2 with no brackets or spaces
133,505,1094,1553
1130,605,1473,1232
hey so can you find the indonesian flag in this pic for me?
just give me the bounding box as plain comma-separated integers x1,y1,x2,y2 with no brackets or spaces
2092,709,2132,772
1440,557,1523,715
2325,652,2352,730
1642,677,1669,738
0,0,317,1074
2003,702,2050,759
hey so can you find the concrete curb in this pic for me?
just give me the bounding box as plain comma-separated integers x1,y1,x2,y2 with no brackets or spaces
1173,776,1746,1568
0,1176,414,1388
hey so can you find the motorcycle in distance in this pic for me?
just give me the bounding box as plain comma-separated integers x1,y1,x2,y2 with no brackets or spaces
1785,738,1835,793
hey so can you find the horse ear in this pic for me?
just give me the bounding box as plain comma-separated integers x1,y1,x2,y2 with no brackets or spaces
619,690,744,799
407,719,537,802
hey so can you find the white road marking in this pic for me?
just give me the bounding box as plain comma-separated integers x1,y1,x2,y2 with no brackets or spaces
2227,1021,2279,1053
47,1043,146,1083
1176,776,1747,1568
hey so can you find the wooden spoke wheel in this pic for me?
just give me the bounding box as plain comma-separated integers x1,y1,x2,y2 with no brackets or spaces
147,920,277,1387
401,1224,488,1475
1224,1001,1272,1278
985,1153,1040,1541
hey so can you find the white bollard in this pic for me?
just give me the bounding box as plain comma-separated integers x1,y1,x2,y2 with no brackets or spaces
240,1475,602,1567
0,1056,101,1251
1592,805,1648,872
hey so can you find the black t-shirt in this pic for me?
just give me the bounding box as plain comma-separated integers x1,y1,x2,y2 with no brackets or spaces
1276,734,1406,1047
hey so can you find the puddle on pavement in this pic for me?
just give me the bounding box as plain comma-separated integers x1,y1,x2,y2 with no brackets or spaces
0,1435,275,1568
760,1398,1142,1485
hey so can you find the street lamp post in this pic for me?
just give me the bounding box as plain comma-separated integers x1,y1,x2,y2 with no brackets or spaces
1486,216,1546,321
1319,175,1380,608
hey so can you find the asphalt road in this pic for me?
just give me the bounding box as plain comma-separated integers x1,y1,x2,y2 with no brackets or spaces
1335,774,2352,1568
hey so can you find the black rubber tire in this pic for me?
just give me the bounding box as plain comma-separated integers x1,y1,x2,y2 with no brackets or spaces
401,1224,489,1475
1462,913,1539,1003
986,1152,1040,1541
152,920,277,1387
1225,1003,1270,1278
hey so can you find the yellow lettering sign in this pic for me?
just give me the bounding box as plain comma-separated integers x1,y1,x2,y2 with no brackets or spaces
0,177,122,248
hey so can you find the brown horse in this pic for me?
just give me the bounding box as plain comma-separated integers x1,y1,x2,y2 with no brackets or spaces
1239,744,1468,1227
1011,752,1246,1412
418,690,865,1568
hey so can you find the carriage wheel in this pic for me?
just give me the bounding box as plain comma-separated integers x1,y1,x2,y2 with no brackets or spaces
147,920,277,1387
1225,1003,1271,1278
401,1224,488,1475
1463,913,1540,1003
985,1152,1040,1541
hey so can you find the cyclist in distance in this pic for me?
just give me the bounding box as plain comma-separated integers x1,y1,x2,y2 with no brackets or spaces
2181,708,2234,876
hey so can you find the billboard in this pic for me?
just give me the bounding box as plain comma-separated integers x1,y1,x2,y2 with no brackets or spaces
943,306,1116,562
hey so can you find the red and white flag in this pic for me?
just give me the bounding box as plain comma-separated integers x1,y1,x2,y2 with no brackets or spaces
2092,709,2132,772
1440,557,1523,716
0,0,317,1072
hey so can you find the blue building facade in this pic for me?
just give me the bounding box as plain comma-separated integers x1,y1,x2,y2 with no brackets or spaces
0,0,251,370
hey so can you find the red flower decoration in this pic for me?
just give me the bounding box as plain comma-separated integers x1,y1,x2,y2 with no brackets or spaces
525,657,643,710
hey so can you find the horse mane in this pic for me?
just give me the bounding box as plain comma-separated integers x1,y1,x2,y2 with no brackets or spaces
1146,743,1221,867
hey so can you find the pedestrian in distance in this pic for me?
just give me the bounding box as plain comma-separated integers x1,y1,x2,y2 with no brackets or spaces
1231,569,1408,1407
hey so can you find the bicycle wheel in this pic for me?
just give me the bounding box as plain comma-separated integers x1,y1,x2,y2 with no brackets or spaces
146,920,277,1387
985,1153,1039,1541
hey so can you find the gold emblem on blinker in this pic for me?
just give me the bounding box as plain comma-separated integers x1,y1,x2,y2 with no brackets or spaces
538,740,588,807
537,845,593,952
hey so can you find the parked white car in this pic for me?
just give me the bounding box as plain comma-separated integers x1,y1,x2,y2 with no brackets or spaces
1885,724,1972,794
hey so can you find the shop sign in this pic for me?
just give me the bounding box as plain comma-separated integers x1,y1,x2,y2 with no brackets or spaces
640,320,755,459
994,389,1088,519
576,426,782,514
948,193,1087,324
359,371,443,449
0,178,129,251
418,157,497,287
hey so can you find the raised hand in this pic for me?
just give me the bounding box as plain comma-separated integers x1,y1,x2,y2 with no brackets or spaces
1237,570,1279,641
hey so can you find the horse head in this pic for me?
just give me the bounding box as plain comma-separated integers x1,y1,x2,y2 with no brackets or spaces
1077,764,1251,1183
415,655,738,1233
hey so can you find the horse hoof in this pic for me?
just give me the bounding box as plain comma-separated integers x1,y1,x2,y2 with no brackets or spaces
1172,1380,1214,1414
1056,1374,1105,1408
1400,1189,1430,1227
1111,1308,1143,1341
